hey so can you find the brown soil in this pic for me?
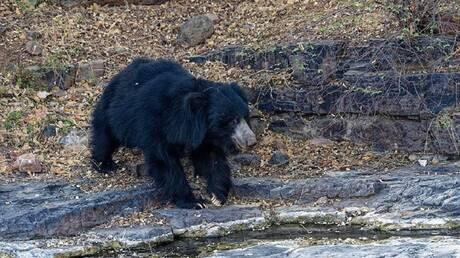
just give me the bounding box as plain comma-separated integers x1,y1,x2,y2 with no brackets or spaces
0,0,432,192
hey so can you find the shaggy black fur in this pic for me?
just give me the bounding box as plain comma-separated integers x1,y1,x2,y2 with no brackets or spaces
90,58,250,209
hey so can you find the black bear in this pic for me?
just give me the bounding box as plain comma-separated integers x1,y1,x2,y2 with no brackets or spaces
90,58,256,209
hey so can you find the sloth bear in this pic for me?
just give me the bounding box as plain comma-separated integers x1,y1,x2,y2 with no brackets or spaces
90,58,256,209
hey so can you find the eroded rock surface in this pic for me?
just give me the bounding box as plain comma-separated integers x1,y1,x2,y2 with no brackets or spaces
190,37,460,155
1,163,459,257
0,181,158,240
208,237,460,258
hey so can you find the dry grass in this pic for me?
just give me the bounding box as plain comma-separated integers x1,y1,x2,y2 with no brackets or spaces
0,0,414,189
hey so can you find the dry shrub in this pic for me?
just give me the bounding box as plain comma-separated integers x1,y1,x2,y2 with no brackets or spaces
377,0,459,35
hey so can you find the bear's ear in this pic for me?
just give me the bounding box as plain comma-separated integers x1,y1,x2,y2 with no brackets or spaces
229,83,248,103
164,92,208,151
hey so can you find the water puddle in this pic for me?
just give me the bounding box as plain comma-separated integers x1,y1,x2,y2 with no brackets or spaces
94,224,460,257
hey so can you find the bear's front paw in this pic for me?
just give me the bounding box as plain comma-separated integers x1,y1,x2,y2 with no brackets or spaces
209,192,227,207
175,198,208,209
91,160,117,173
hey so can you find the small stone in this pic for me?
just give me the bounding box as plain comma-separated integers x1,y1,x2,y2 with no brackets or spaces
25,65,41,73
12,153,42,173
233,153,261,166
204,13,219,22
268,119,288,133
188,55,207,64
0,24,7,35
268,151,289,166
41,124,57,138
250,118,267,138
5,63,17,73
77,60,105,82
408,154,418,161
26,31,42,40
314,196,329,205
178,15,214,47
308,137,334,146
418,159,428,167
53,90,66,97
25,41,42,55
109,46,129,54
36,91,51,99
272,140,287,152
242,23,256,30
59,129,88,149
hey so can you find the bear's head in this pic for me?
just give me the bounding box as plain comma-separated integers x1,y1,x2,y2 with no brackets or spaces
164,79,257,154
205,82,257,154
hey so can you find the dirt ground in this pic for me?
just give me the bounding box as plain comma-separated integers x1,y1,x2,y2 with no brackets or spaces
2,0,440,191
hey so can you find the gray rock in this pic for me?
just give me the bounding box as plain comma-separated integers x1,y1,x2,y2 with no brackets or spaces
155,205,265,237
2,162,460,256
209,241,294,258
91,226,172,242
41,124,57,138
208,237,460,258
268,151,289,166
25,41,42,55
204,13,219,23
188,55,207,64
26,31,41,40
308,137,334,146
0,181,158,239
249,109,266,137
234,164,460,228
109,46,129,54
59,129,88,149
233,153,261,166
191,36,456,81
77,60,105,82
178,15,214,47
250,118,267,137
0,24,7,35
234,174,384,202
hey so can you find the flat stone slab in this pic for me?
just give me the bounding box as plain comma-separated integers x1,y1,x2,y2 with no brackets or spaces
0,226,173,258
234,164,460,229
1,163,460,257
207,237,460,258
155,205,266,237
0,181,158,239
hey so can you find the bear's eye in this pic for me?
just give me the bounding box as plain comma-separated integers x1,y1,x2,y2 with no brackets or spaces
229,118,240,127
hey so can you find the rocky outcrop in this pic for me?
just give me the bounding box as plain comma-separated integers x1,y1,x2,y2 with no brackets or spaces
190,36,458,85
255,72,460,118
260,114,460,154
1,163,459,257
0,181,158,240
191,36,460,155
209,237,460,258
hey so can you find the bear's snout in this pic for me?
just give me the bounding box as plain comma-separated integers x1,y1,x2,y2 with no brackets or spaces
231,119,257,149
